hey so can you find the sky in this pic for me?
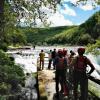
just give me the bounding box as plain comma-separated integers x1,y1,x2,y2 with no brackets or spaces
20,0,100,27
47,0,100,27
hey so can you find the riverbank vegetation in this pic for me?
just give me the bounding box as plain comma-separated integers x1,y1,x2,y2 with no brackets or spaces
0,0,100,98
0,2,26,97
86,39,100,55
0,50,25,96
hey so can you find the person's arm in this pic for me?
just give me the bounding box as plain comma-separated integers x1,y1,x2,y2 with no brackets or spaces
86,58,95,75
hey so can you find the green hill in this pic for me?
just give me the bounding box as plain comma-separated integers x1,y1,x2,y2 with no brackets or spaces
80,11,100,39
22,26,75,45
46,11,100,45
23,11,100,46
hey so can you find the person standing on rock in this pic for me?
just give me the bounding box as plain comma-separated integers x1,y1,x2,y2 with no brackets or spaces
39,50,45,70
55,49,69,98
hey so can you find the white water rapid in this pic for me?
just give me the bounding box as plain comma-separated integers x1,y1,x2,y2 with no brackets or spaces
7,46,100,80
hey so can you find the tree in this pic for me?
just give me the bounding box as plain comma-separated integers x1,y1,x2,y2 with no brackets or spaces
86,39,100,55
0,50,25,94
0,0,4,37
6,0,99,27
0,0,7,51
79,34,94,45
10,29,27,45
0,0,99,50
80,11,100,39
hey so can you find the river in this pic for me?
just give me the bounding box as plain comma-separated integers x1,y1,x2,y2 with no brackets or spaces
7,46,100,98
7,46,100,79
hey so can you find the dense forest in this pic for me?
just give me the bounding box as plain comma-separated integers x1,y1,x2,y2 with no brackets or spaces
21,11,100,46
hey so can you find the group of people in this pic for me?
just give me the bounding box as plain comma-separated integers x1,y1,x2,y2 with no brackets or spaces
38,48,58,70
39,47,95,100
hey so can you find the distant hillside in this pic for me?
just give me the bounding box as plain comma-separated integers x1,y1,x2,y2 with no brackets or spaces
22,26,74,45
80,11,100,39
47,11,100,45
23,11,100,46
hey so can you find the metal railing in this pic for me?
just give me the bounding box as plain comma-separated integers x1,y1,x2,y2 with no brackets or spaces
89,76,100,85
37,57,100,99
88,76,100,99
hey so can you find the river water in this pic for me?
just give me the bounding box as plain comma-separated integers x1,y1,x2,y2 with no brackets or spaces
7,46,100,99
7,46,100,79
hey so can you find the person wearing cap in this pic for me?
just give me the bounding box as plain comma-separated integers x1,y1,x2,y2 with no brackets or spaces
70,48,95,100
62,48,68,57
55,49,69,98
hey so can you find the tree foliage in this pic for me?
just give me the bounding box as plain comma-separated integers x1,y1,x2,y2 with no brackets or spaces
5,0,100,27
0,50,25,94
86,39,100,55
0,0,99,50
8,0,60,27
50,11,100,45
80,11,100,39
0,0,99,96
78,34,94,45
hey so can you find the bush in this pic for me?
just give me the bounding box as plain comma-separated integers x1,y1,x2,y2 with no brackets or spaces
0,50,25,95
0,43,7,52
0,82,11,95
79,34,94,45
86,39,100,55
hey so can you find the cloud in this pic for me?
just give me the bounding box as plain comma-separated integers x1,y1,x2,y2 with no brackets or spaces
62,0,98,11
78,0,97,11
59,4,76,16
79,4,94,10
62,0,79,5
20,3,74,27
32,6,74,27
47,12,73,27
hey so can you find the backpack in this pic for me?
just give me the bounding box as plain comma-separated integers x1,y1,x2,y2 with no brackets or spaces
74,56,87,72
56,57,67,69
